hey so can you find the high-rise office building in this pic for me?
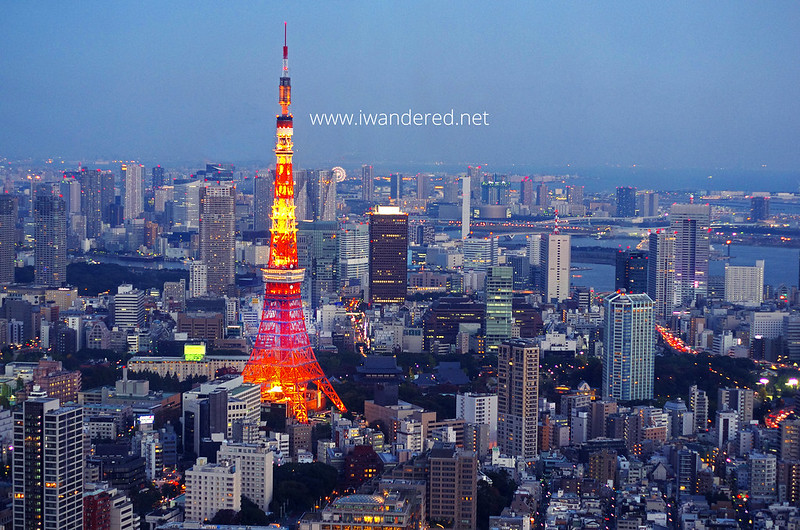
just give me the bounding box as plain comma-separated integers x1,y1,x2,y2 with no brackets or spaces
114,284,145,330
339,222,370,292
717,387,755,426
749,452,777,503
648,229,677,321
461,175,472,239
750,196,770,221
416,173,430,200
637,191,659,217
172,178,204,228
216,442,274,514
297,221,339,310
602,292,654,401
14,398,83,530
724,260,764,306
716,410,738,449
293,169,310,221
527,234,543,290
498,338,540,460
253,171,273,232
480,174,510,206
485,267,513,354
520,176,534,207
467,166,482,200
427,443,478,530
59,176,81,214
34,194,67,287
0,195,17,283
199,182,235,295
185,457,242,523
780,419,800,461
361,164,374,202
456,392,498,443
152,165,166,188
536,183,549,207
189,261,208,298
463,237,497,271
670,203,711,306
615,250,648,294
616,186,637,217
369,206,408,305
123,163,144,220
566,185,585,215
689,385,709,432
544,233,570,303
389,173,402,201
312,169,337,222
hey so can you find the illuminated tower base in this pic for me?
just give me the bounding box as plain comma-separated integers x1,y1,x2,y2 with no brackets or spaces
243,269,345,423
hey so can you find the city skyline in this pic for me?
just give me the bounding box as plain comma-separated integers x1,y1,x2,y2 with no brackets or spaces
1,2,800,181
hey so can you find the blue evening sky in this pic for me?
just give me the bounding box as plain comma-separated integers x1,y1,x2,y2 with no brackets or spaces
1,2,799,173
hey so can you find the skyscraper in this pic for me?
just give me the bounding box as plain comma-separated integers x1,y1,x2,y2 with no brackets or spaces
123,163,144,220
152,165,166,188
253,171,273,232
389,173,402,201
369,206,408,305
34,194,67,287
297,221,339,310
361,164,374,203
463,237,497,271
689,385,709,432
521,176,534,207
648,229,677,321
199,182,235,295
616,186,637,217
428,443,478,530
485,267,513,354
670,203,711,306
724,260,764,306
498,338,539,460
311,169,336,221
339,222,370,292
750,196,770,221
544,233,570,303
14,398,83,530
461,175,471,239
615,249,648,294
0,195,17,283
114,284,145,330
416,173,430,200
602,292,655,401
637,191,659,217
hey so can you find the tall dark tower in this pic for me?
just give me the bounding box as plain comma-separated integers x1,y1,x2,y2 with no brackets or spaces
369,205,408,304
616,186,637,217
0,195,17,283
361,164,374,202
34,194,67,287
615,249,649,293
242,26,345,423
14,398,84,529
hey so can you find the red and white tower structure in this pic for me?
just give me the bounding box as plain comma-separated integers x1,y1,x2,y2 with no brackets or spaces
243,25,346,422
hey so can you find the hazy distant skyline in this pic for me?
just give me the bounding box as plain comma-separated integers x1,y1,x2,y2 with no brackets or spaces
2,2,799,174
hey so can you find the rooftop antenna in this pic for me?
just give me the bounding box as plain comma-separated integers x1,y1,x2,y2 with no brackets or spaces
282,22,288,76
553,208,560,235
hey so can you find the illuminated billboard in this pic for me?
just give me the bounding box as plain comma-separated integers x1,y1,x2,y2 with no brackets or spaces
184,343,206,361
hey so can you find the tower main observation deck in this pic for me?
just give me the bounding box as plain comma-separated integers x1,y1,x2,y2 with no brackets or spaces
242,25,346,423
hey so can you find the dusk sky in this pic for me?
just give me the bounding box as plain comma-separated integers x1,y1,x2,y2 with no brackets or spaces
2,2,799,173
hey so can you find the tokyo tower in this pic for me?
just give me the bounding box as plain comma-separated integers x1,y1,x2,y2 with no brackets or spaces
242,25,346,423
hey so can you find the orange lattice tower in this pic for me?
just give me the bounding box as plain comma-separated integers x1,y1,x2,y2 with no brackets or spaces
242,25,346,422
